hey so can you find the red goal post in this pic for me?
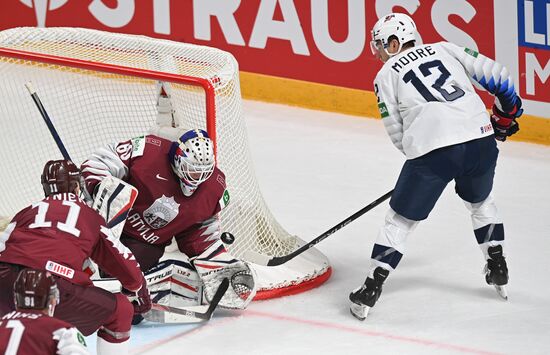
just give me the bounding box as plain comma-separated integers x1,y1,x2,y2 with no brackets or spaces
0,27,331,299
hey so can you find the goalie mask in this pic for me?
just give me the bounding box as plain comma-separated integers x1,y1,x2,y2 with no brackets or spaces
41,159,81,197
14,269,60,316
371,13,417,57
169,129,215,197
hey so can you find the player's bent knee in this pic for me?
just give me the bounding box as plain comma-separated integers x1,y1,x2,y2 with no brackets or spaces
98,293,133,343
379,209,419,247
463,194,501,229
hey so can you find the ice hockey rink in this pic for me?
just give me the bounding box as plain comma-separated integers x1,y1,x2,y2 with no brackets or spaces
85,100,550,355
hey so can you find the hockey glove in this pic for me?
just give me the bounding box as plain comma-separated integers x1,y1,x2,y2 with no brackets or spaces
491,97,523,142
121,277,152,314
192,239,257,310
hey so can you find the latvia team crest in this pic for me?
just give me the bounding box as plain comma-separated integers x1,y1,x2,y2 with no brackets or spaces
143,195,180,229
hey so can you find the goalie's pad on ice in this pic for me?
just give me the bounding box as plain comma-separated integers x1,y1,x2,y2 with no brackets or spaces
146,259,203,307
92,175,138,238
93,258,203,308
192,240,257,310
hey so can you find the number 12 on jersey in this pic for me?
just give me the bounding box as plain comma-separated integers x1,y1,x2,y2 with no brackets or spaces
403,59,465,102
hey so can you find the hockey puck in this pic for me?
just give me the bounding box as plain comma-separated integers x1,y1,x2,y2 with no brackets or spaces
221,232,235,245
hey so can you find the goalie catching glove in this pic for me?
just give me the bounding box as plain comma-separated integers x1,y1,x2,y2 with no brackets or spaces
192,236,257,310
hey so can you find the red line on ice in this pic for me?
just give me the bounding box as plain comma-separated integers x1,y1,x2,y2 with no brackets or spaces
245,310,503,355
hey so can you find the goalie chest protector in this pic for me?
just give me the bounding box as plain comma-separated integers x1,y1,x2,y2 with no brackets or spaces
121,135,226,245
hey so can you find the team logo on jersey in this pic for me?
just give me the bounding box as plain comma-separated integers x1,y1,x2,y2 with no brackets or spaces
143,195,180,229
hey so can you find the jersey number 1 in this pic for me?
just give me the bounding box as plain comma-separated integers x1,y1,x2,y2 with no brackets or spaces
403,59,465,102
0,320,25,355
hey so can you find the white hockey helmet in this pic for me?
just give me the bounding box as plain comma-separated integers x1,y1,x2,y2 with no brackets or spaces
371,13,417,57
169,129,215,196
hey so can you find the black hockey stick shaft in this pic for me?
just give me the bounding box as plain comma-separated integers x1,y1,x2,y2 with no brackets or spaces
151,277,229,320
25,82,72,161
263,190,393,266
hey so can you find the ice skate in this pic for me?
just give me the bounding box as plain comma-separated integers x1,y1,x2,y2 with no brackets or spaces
484,245,509,300
349,267,389,321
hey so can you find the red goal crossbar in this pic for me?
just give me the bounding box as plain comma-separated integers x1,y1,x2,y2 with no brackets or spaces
0,47,218,152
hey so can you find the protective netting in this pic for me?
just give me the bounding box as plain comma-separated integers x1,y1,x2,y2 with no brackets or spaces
0,27,330,297
0,26,296,257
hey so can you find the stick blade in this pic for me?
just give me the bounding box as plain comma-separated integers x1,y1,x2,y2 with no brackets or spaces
143,278,230,324
145,305,210,324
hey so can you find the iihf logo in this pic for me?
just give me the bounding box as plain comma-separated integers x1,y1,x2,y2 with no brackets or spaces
19,0,69,27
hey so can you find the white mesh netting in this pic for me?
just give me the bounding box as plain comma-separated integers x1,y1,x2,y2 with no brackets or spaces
0,27,330,298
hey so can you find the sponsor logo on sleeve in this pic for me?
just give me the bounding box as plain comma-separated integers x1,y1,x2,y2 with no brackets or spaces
77,332,87,346
378,102,389,118
219,189,230,209
45,261,75,279
464,47,479,57
131,136,146,157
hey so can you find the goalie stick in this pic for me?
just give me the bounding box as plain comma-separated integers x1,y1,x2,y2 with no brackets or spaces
244,190,393,266
144,278,230,323
25,82,72,161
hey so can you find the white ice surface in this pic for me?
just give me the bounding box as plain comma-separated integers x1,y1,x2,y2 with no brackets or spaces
86,100,550,355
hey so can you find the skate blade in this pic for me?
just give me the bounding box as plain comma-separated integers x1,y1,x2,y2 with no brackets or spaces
350,302,370,321
494,285,508,300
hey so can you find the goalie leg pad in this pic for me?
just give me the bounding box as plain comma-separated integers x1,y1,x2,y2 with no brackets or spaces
192,240,257,310
145,259,203,307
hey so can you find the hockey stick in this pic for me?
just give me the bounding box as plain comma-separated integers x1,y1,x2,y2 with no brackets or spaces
25,82,136,232
144,278,229,323
25,82,72,161
244,190,394,266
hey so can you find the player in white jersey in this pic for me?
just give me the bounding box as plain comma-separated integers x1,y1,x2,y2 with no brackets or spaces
349,13,523,321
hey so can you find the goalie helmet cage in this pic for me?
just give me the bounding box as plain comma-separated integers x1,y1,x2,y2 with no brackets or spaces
0,27,331,300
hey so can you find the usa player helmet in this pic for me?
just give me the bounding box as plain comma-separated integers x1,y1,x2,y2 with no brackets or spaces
371,13,417,56
41,159,80,197
14,269,60,315
169,129,215,196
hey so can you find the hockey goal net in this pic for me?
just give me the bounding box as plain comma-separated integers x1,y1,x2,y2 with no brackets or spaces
0,27,330,299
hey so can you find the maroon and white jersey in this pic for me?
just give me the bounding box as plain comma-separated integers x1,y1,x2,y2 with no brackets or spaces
0,193,143,290
81,135,228,255
0,311,88,355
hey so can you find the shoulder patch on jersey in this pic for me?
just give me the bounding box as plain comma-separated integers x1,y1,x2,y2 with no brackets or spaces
77,331,87,346
464,47,479,58
146,136,162,147
216,173,226,189
131,136,146,157
219,189,230,210
378,102,389,118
